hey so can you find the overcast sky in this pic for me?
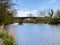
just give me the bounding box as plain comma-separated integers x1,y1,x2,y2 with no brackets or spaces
13,0,60,17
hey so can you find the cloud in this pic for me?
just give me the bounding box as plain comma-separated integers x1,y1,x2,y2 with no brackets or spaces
49,0,56,4
16,10,37,17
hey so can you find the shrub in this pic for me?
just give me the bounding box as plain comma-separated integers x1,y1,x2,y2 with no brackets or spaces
48,18,60,24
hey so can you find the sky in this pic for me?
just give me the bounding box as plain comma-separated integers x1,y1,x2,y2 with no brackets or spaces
13,0,60,17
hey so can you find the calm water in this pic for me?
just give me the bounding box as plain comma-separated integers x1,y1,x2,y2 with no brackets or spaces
6,23,60,45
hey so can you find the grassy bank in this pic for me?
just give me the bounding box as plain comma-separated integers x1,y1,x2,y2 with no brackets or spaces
0,30,16,45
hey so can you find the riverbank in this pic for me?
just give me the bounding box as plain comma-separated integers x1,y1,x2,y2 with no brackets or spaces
0,25,16,45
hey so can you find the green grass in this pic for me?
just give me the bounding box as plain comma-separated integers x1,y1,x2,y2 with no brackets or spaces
0,31,15,45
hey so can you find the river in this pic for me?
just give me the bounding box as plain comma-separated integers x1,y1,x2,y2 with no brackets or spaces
6,23,60,45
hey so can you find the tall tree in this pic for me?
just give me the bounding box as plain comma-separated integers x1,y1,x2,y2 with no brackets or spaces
48,9,53,18
0,0,15,25
56,10,60,18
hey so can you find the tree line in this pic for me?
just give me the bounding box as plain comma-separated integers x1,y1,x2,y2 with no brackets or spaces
0,0,60,25
20,9,60,24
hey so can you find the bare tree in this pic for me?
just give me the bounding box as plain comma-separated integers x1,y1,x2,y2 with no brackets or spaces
39,10,46,17
27,13,33,17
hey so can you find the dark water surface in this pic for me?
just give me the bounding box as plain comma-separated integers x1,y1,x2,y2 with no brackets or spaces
6,23,60,45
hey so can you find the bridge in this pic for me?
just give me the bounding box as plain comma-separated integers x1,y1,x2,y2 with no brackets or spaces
14,16,50,23
18,17,38,20
14,17,40,23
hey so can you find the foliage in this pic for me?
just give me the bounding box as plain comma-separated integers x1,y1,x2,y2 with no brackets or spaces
48,10,60,24
0,0,15,25
48,18,60,24
23,19,34,23
54,10,60,18
34,17,51,23
0,0,60,25
0,31,15,45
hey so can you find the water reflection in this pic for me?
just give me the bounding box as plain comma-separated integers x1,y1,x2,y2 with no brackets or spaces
7,23,60,45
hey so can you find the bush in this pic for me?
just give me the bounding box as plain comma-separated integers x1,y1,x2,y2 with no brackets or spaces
48,18,60,24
